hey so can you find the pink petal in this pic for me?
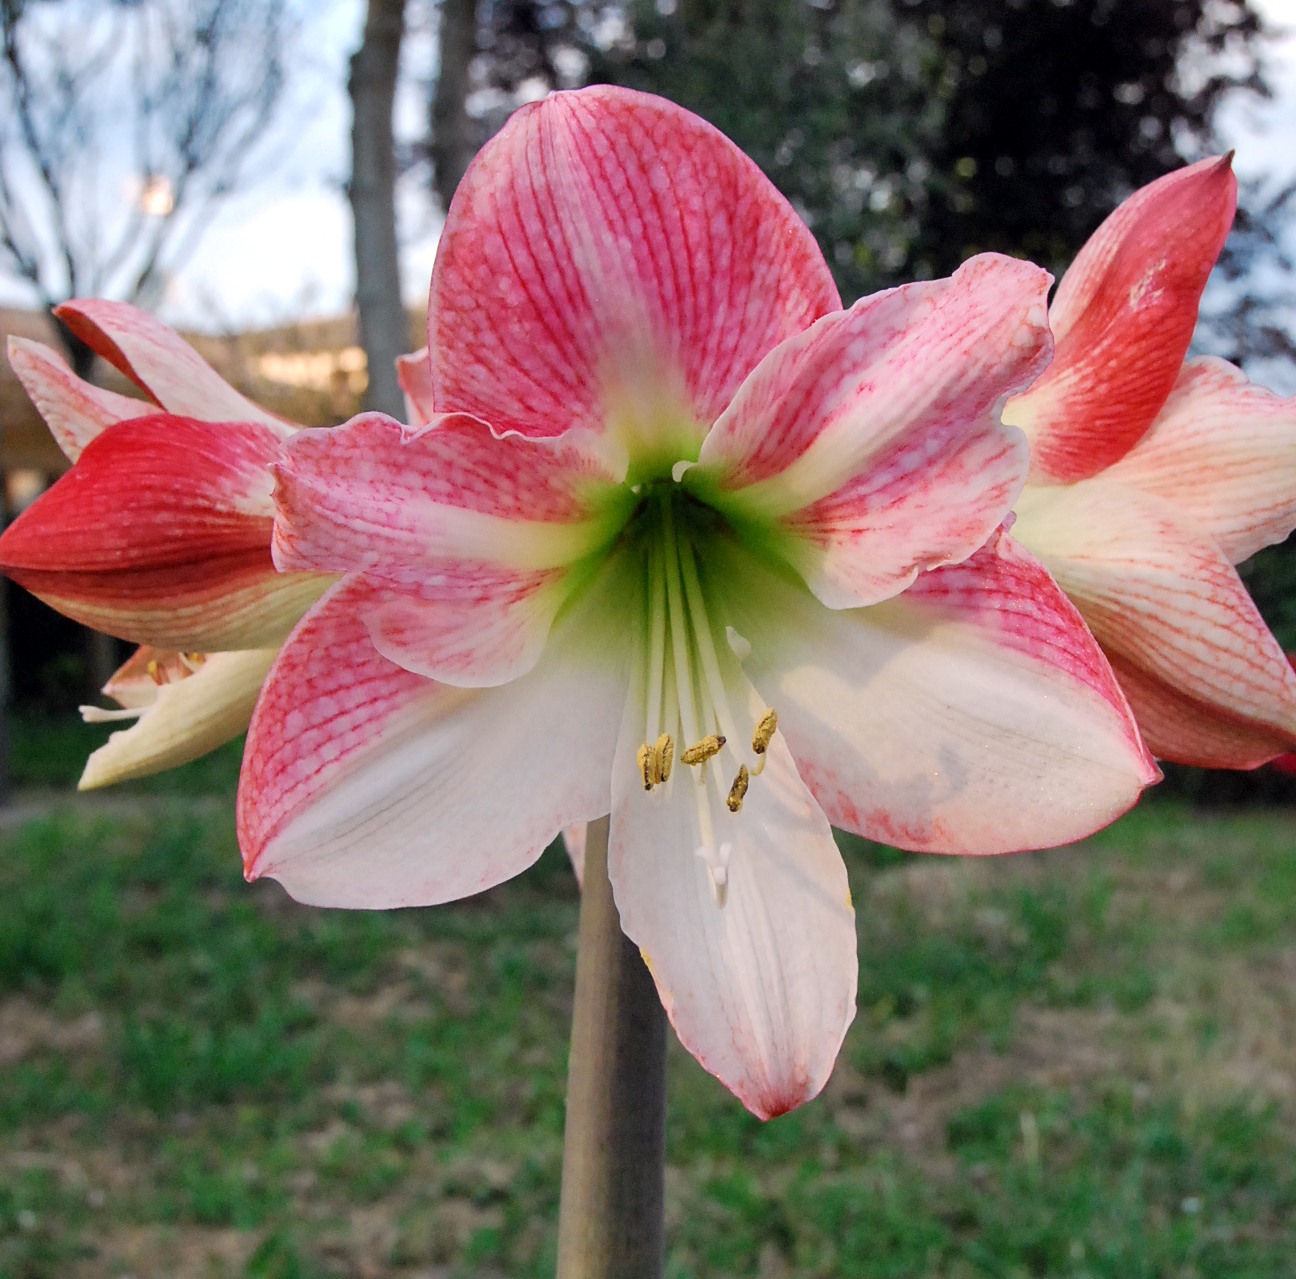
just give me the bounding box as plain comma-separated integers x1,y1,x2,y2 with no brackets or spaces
1103,648,1296,770
609,688,856,1120
395,348,436,428
1004,155,1236,483
1104,356,1296,565
695,254,1049,609
271,411,629,579
1013,480,1296,768
7,336,154,462
239,574,628,908
715,530,1157,852
347,570,570,689
428,86,840,441
0,416,328,649
55,299,294,433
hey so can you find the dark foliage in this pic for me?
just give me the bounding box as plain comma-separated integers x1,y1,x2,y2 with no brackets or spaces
903,0,1268,282
576,0,1271,299
583,0,940,302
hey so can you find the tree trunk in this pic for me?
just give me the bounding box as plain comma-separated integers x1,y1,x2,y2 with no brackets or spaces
431,0,478,216
349,0,408,420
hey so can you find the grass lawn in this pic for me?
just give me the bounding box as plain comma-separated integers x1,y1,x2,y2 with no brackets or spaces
2,716,1295,1276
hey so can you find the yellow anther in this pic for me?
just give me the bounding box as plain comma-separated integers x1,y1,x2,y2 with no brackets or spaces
653,733,674,784
681,734,726,766
726,765,750,813
752,708,778,755
147,660,166,686
638,734,676,790
637,743,654,791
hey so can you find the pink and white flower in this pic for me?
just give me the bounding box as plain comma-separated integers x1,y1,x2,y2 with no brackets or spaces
240,87,1156,1117
1005,156,1296,768
0,301,332,786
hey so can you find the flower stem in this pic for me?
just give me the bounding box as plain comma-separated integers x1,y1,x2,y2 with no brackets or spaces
556,815,668,1278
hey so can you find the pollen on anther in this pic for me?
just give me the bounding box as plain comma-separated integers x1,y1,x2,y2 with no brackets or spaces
638,734,675,789
637,743,654,790
726,764,750,812
654,733,674,784
752,708,778,755
681,734,725,766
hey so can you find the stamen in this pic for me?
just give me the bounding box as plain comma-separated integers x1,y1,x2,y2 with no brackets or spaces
653,733,674,784
644,540,668,744
676,533,742,750
752,709,778,755
681,734,725,766
661,498,701,746
147,652,207,686
637,743,654,791
637,733,675,789
726,765,750,813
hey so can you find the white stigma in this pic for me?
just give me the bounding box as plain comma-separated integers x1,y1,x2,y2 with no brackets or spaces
695,840,733,907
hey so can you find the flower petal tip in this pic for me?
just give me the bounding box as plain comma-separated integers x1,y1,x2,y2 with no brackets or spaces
1007,155,1237,483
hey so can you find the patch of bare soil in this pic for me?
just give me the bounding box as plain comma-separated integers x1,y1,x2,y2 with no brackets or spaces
827,842,1296,1177
71,1224,258,1279
1136,947,1296,1118
824,1004,1126,1177
0,997,104,1064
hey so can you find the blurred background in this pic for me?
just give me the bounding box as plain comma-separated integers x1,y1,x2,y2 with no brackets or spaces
3,3,1296,1276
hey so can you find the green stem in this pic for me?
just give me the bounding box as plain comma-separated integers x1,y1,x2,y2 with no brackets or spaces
556,815,668,1278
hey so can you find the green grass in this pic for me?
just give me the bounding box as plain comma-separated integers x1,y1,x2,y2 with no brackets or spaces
2,724,1296,1275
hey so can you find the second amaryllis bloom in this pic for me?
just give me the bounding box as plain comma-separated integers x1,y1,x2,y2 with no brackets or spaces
1005,155,1296,768
240,86,1156,1118
0,301,332,785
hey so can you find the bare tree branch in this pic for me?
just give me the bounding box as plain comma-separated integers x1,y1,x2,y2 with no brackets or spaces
0,0,293,365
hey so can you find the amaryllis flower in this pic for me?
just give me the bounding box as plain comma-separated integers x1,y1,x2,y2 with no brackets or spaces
1004,156,1296,768
0,301,332,785
240,87,1155,1117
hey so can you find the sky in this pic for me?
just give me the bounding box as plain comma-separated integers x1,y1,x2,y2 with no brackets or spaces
144,0,438,331
3,0,1296,356
0,0,435,330
1217,0,1296,185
